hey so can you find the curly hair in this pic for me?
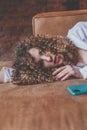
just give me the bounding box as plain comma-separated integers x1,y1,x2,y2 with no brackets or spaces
12,35,79,85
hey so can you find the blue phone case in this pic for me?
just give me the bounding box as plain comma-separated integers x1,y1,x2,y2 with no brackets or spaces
67,83,87,96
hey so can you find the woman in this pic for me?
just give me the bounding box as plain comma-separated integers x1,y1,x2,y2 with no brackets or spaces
0,22,87,84
52,21,87,81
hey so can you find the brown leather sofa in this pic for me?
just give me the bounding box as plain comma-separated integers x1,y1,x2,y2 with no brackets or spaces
0,10,87,130
32,9,87,36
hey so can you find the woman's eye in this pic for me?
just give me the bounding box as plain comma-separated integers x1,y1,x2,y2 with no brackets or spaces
39,50,43,55
38,59,44,67
31,57,35,62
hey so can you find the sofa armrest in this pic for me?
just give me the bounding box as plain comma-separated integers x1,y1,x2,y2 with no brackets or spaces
32,9,87,36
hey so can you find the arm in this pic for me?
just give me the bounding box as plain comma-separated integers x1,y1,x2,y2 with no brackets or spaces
67,22,87,50
52,65,87,81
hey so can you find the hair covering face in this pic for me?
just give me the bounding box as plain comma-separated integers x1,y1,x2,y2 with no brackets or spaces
12,35,78,85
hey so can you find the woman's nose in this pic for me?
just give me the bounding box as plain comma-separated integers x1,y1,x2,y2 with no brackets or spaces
41,55,52,62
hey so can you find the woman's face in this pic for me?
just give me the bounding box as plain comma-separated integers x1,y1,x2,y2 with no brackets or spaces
28,48,64,68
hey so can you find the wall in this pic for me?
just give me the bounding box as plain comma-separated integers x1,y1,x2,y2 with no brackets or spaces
0,0,87,60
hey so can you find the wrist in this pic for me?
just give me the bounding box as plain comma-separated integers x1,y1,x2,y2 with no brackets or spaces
73,65,85,79
79,68,87,79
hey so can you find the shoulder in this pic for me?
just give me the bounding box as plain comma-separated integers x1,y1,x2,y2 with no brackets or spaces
72,22,87,29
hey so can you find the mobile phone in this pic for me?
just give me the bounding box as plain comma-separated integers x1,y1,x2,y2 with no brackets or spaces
67,83,87,96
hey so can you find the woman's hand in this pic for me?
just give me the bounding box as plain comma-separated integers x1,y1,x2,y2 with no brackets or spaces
52,65,83,81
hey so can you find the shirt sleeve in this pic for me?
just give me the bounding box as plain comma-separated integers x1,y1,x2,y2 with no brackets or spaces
2,67,14,82
73,65,87,79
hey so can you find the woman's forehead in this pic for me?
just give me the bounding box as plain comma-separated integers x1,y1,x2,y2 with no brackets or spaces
29,47,53,53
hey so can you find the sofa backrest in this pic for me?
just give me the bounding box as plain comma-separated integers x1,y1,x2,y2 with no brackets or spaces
32,10,87,36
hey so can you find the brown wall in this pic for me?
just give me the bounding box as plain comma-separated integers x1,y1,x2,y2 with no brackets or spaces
0,0,87,60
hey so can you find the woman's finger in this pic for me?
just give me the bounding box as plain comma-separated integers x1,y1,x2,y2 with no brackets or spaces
52,66,66,76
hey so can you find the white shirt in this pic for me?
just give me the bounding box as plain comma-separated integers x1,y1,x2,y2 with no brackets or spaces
67,22,87,50
2,22,87,82
67,22,87,79
2,67,14,82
